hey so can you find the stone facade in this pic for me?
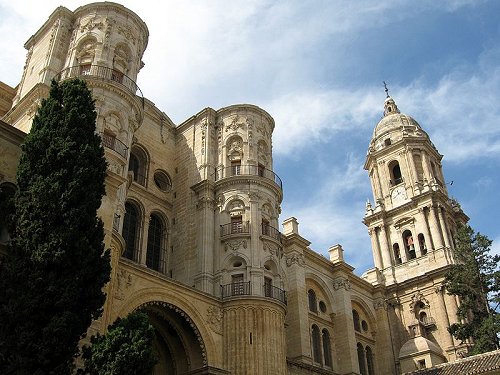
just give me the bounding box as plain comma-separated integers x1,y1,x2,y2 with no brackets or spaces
0,2,493,374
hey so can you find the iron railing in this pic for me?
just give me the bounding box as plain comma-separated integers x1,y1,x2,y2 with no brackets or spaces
54,65,144,108
221,281,251,298
220,221,250,237
264,284,287,304
220,282,287,304
419,316,436,327
100,132,128,159
215,165,282,190
262,224,282,243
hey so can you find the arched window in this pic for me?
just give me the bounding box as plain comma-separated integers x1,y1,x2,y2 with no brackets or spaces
357,343,367,375
122,202,140,262
388,161,402,186
311,325,322,364
403,230,416,259
352,309,361,332
366,346,375,375
322,329,332,367
128,146,148,186
418,233,427,255
146,213,165,273
308,289,318,313
393,243,402,264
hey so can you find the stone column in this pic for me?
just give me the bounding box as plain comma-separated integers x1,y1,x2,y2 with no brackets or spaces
406,148,420,193
429,205,444,250
378,225,393,267
374,165,384,202
421,151,432,183
434,286,454,349
443,292,461,347
438,206,451,249
417,208,432,252
369,228,383,269
140,217,149,265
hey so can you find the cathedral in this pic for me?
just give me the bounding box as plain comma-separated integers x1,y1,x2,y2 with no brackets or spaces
0,2,498,374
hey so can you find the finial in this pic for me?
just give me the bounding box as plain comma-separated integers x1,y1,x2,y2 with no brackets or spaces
383,81,390,98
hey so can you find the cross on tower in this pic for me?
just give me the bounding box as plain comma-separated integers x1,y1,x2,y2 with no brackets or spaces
383,81,390,98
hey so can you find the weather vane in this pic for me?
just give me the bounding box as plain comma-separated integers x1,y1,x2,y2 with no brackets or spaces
383,81,390,98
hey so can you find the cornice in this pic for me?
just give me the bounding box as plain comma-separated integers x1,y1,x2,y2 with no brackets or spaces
0,120,26,146
214,176,282,202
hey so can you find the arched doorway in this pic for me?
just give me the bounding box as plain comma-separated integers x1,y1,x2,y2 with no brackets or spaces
138,301,207,374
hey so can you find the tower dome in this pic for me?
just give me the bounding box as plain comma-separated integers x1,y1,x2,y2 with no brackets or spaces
370,96,427,152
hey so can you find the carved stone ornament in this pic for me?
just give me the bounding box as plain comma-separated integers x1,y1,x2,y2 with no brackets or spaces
226,115,245,132
285,253,305,267
373,298,387,311
206,306,223,335
80,17,105,33
201,118,208,154
333,277,351,290
257,121,270,139
263,242,281,258
409,291,430,312
117,23,136,45
225,240,247,252
114,269,132,300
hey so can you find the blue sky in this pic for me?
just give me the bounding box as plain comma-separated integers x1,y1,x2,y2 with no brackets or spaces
1,0,499,274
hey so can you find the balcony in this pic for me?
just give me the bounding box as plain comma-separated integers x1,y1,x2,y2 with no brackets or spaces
54,65,144,109
264,284,287,304
220,282,287,304
101,132,128,159
220,221,250,237
215,165,282,190
419,316,436,328
261,223,282,243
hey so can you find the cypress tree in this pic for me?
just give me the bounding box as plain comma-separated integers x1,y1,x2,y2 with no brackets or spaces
445,224,500,355
0,79,111,374
79,311,157,375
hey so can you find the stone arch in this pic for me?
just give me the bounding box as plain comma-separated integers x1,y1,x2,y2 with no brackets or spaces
128,143,150,185
261,202,275,220
223,197,248,214
74,35,98,66
101,110,126,134
305,272,335,309
113,42,132,74
226,135,244,162
257,139,269,167
351,296,377,337
223,252,250,271
117,290,218,371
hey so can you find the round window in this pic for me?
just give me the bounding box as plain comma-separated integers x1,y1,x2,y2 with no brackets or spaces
362,320,368,332
319,301,327,313
154,170,172,192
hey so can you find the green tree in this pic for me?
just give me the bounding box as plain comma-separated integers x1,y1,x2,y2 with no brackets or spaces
0,79,111,374
79,311,157,375
445,224,500,355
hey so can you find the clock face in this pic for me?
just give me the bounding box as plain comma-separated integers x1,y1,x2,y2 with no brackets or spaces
391,186,407,204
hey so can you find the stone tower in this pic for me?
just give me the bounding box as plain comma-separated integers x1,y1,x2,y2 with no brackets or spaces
190,105,288,374
363,95,468,372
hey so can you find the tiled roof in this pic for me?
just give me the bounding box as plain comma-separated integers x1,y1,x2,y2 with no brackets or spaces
405,350,500,375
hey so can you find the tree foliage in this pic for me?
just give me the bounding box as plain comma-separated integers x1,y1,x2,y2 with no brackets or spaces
445,224,500,355
79,311,157,375
0,79,111,374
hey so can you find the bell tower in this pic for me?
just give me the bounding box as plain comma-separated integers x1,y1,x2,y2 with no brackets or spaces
363,93,468,366
363,94,467,284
